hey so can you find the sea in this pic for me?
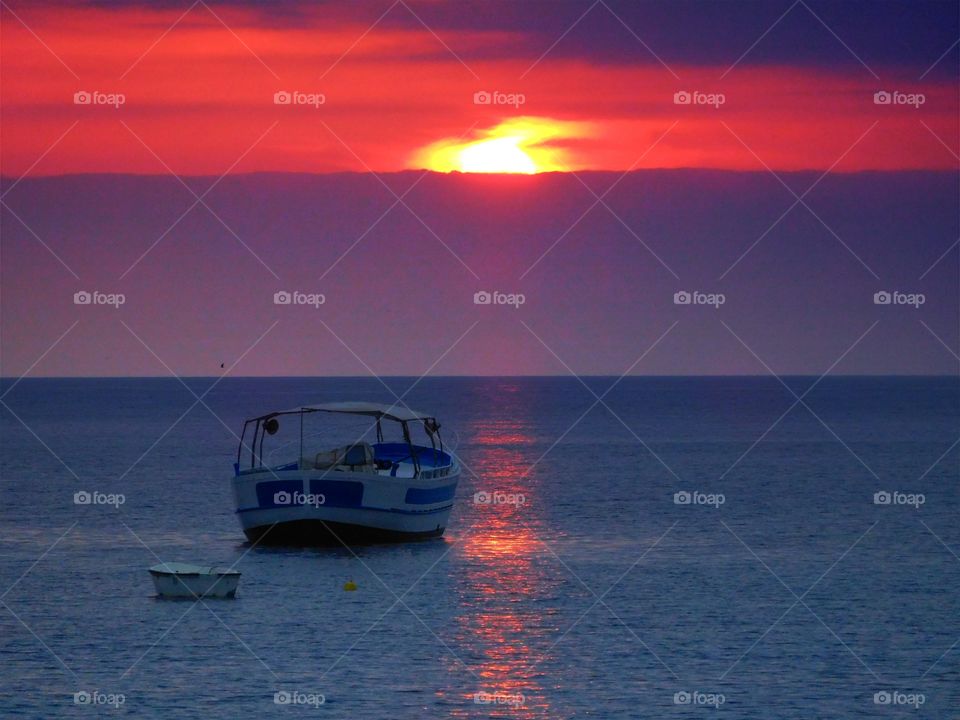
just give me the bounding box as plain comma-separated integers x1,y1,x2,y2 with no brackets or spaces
1,376,958,718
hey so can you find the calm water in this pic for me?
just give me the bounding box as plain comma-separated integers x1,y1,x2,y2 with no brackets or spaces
1,377,958,718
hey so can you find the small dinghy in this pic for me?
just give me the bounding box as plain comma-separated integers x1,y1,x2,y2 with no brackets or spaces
148,562,241,599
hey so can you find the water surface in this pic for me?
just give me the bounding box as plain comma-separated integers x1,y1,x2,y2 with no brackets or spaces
1,377,958,717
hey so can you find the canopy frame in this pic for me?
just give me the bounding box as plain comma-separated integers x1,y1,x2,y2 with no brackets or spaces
237,402,444,474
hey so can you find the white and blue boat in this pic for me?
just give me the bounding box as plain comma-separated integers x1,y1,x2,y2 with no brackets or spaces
232,402,459,545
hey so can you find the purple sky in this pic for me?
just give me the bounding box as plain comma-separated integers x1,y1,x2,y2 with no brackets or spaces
1,170,957,376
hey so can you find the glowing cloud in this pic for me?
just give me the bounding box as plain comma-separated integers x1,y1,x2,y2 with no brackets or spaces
411,117,595,174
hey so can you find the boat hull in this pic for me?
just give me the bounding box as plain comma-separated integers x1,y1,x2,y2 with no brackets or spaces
243,519,445,546
232,467,458,547
149,571,239,599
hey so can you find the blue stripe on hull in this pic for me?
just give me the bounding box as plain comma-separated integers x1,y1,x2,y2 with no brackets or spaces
245,478,456,515
255,479,366,509
405,484,457,504
309,478,364,505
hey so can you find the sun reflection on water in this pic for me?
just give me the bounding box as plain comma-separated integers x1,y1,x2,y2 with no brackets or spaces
441,386,563,718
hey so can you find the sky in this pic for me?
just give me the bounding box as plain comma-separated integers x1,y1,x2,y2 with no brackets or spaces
1,0,958,376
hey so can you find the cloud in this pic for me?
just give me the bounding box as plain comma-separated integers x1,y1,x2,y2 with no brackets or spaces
26,0,960,73
1,2,957,175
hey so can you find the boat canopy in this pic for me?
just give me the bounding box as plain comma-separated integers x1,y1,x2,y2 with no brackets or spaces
256,401,434,423
238,401,445,472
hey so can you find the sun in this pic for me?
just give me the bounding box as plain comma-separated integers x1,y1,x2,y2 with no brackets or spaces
411,117,594,174
457,137,537,174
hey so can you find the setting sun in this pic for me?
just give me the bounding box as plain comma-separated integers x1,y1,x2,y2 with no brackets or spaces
458,137,537,173
411,117,594,174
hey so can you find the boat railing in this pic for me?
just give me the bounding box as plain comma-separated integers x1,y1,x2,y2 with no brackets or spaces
237,405,453,480
236,442,456,479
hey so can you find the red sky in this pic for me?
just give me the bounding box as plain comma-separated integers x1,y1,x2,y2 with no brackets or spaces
1,2,957,177
1,1,957,378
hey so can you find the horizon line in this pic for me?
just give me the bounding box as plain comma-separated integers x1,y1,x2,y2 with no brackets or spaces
2,374,956,380
2,167,955,182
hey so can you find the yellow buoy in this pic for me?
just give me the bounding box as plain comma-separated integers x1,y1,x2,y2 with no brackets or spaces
343,580,357,591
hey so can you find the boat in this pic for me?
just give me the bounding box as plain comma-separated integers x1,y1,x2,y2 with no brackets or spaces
232,402,460,545
149,562,241,598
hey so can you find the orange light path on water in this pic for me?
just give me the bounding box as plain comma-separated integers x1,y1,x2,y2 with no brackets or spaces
438,386,562,718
